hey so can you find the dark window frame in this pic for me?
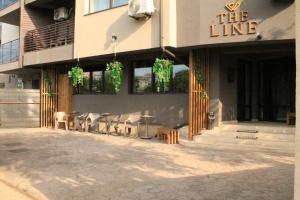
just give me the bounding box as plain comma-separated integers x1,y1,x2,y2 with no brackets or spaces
73,66,116,95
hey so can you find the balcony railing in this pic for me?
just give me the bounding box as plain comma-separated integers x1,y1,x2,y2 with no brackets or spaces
0,0,17,10
0,39,19,64
24,19,74,52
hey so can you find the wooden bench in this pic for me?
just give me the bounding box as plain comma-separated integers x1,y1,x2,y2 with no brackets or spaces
157,128,179,144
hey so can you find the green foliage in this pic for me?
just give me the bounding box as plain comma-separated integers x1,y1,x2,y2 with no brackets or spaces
106,61,123,93
44,70,53,97
173,70,189,93
194,58,208,99
153,58,173,93
68,65,84,87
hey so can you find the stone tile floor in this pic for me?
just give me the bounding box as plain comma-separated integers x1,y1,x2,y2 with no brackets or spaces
0,128,295,200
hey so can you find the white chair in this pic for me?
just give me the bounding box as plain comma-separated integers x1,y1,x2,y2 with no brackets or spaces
54,112,68,131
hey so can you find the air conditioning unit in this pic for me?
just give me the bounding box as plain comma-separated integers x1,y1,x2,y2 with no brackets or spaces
54,7,69,21
128,0,155,19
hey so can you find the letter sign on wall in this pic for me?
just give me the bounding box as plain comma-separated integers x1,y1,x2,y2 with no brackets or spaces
210,2,258,37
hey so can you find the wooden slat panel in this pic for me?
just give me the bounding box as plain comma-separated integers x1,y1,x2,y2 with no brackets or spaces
40,67,58,128
58,74,72,115
24,20,74,52
188,49,210,140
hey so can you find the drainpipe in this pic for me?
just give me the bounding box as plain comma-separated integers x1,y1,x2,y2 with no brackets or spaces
159,0,184,63
160,0,164,51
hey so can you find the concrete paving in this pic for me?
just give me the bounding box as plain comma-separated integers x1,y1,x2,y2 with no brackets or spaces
0,128,295,200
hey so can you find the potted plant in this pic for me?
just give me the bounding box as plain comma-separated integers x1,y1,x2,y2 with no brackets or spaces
153,58,173,93
106,61,123,94
68,64,84,92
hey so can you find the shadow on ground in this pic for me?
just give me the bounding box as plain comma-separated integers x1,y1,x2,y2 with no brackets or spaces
0,129,295,200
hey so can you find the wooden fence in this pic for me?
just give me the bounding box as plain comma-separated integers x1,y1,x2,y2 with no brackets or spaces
188,49,210,140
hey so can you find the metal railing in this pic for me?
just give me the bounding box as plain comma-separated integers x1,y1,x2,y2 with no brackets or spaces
0,0,17,10
0,39,19,64
24,19,74,52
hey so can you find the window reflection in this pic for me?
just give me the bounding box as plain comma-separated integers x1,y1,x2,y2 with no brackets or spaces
92,71,103,93
134,67,152,94
173,64,189,93
90,0,110,13
104,71,115,94
80,72,91,94
113,0,128,7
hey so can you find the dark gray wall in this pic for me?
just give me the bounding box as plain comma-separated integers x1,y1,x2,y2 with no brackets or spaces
72,64,188,128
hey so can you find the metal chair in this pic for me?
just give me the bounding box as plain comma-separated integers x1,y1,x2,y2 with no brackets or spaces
85,113,101,132
124,115,141,137
73,112,89,131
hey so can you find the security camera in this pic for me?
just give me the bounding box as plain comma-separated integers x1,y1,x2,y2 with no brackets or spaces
256,33,262,40
111,34,118,42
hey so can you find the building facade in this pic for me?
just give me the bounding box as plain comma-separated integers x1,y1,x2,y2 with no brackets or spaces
0,0,296,134
0,0,299,197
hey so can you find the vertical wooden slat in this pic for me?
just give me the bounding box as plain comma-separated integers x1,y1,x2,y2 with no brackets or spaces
188,49,210,140
188,50,194,140
40,67,58,128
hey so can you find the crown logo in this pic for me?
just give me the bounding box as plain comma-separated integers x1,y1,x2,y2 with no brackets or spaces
225,2,240,12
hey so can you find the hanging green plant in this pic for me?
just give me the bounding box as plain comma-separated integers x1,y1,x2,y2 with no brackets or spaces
106,61,123,93
68,64,84,88
153,58,173,93
44,70,53,97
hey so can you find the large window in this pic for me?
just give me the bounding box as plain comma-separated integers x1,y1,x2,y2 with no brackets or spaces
75,69,115,95
89,0,128,13
133,66,153,94
173,65,189,93
132,61,189,94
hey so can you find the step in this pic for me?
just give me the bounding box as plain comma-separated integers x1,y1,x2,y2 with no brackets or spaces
220,122,295,135
201,129,295,142
192,133,295,153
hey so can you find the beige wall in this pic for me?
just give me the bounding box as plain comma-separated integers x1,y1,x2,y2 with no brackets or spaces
72,62,188,128
176,0,294,47
74,0,161,59
74,0,295,60
295,0,300,199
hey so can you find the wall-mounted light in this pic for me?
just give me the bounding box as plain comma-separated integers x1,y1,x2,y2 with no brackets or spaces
111,33,118,42
256,32,263,40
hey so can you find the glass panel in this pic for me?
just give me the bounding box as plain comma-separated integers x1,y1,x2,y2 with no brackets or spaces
133,67,152,94
104,71,116,94
90,0,110,13
0,39,19,64
92,71,104,93
173,64,189,93
80,72,91,94
113,0,128,7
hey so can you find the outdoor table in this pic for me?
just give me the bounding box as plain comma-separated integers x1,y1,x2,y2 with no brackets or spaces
101,113,113,134
140,115,153,139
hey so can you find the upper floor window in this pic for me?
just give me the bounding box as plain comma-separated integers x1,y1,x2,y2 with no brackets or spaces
88,0,128,13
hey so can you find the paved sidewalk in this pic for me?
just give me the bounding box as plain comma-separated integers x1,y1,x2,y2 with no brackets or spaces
0,128,295,200
0,180,34,200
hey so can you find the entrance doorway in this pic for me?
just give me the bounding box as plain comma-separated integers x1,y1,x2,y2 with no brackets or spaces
237,56,295,122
